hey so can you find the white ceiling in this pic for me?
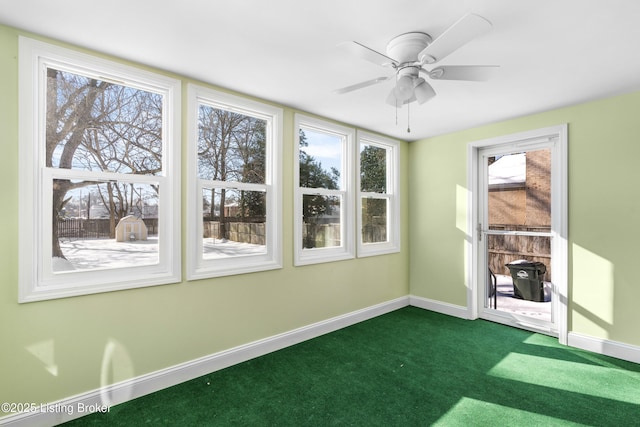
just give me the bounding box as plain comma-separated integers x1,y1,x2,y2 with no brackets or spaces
2,0,640,141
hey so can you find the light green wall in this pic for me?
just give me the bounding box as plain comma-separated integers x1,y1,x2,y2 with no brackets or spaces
409,90,640,347
0,25,409,409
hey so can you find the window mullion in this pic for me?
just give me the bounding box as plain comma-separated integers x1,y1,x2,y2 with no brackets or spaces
200,180,267,193
48,168,165,184
360,192,390,199
302,187,343,197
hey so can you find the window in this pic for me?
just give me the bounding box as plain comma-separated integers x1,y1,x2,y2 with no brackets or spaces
294,115,355,265
18,38,181,302
186,85,282,279
357,132,400,256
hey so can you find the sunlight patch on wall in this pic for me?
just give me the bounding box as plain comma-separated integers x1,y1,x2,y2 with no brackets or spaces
457,184,472,292
26,338,58,376
572,244,614,335
488,352,640,404
100,339,135,406
455,184,470,235
433,397,574,426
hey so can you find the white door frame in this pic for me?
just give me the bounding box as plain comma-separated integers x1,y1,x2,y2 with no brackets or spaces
466,124,568,344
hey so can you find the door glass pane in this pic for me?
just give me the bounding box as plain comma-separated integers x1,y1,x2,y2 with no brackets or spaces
487,235,552,322
486,149,552,323
488,149,551,231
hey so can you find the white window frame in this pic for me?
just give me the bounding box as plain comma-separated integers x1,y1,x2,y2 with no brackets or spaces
186,84,283,279
294,114,355,266
18,37,181,302
356,131,401,257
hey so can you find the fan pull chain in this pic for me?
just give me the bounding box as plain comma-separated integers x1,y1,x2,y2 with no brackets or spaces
407,102,411,133
395,101,398,126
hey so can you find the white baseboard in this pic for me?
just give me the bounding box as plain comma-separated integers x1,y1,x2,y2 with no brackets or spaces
0,296,409,427
409,295,470,319
568,332,640,364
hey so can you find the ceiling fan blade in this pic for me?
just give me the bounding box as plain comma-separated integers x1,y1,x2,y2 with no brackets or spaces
339,41,398,68
418,13,493,64
429,65,499,81
335,76,393,94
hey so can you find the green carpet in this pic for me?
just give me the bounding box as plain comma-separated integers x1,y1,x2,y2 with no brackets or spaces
64,307,640,426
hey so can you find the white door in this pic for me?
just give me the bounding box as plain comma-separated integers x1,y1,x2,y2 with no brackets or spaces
471,126,567,341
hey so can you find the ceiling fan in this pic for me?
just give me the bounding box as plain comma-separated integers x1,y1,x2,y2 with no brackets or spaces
336,13,498,107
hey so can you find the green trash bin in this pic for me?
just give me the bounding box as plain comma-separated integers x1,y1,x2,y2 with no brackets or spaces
505,260,546,302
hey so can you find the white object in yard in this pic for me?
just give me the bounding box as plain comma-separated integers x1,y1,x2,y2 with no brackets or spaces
115,215,148,242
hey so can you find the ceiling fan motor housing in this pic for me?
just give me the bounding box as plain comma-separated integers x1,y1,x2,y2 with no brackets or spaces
387,33,431,101
386,32,432,63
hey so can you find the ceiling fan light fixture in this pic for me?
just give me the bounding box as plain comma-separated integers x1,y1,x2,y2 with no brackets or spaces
394,74,415,101
414,78,436,104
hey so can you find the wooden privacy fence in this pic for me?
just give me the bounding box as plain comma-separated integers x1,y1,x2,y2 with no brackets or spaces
57,218,158,239
204,221,385,248
362,224,386,244
303,223,341,249
488,226,551,281
229,222,265,245
58,218,109,239
204,219,266,245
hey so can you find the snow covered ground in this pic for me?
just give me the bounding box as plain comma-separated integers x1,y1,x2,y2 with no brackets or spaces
492,274,551,322
202,238,266,259
55,237,265,272
56,237,159,271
